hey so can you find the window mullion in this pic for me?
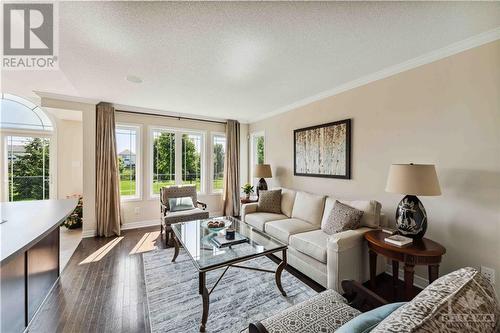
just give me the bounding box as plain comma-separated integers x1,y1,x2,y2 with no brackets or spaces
174,132,182,185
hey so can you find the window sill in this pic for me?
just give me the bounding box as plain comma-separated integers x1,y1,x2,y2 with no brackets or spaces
121,197,142,203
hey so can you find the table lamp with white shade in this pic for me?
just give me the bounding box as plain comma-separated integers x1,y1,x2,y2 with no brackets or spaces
254,164,272,197
385,164,441,239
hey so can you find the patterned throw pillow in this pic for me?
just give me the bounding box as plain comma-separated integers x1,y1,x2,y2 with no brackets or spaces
257,190,282,214
371,267,500,333
322,200,364,235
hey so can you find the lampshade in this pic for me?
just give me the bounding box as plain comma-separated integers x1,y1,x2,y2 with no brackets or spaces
254,164,272,178
385,164,441,196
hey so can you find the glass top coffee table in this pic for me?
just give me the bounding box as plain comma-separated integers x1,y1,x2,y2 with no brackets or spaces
170,216,288,332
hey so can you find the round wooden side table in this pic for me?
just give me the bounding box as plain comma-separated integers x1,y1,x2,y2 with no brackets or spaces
240,197,258,204
364,229,446,300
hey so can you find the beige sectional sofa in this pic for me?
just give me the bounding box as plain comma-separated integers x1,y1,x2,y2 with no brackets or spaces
241,188,387,291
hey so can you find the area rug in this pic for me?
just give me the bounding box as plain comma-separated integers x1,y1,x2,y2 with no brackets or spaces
143,247,317,333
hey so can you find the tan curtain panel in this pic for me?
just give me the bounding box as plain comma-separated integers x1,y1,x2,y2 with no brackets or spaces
223,120,241,216
96,102,122,237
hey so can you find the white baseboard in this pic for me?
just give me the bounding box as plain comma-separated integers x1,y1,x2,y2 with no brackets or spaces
121,219,160,230
385,264,429,289
82,229,96,238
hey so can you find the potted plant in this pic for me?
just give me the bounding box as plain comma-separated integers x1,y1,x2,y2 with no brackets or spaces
61,194,83,229
241,183,255,199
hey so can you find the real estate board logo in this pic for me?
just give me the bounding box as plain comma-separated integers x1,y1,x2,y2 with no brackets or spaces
2,2,58,69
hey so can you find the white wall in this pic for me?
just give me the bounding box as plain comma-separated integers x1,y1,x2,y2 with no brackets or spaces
55,119,83,199
249,41,500,292
41,98,96,237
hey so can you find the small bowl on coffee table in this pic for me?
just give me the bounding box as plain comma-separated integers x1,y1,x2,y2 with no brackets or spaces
201,219,232,233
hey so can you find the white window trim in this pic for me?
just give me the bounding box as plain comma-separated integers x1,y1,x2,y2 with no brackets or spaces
148,126,207,199
210,132,226,194
249,130,266,184
116,123,142,202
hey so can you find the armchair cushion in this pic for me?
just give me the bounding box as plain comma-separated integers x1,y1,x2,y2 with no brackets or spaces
291,191,326,226
168,197,195,212
163,207,208,225
245,212,288,231
265,218,319,244
289,229,328,263
161,185,198,211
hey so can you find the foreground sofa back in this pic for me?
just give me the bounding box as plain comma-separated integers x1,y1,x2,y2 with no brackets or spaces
242,187,386,291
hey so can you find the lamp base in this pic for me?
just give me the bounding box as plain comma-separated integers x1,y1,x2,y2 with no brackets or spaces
256,178,268,197
395,195,427,239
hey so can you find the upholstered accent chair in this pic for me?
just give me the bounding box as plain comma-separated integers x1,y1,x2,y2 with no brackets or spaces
160,185,208,246
249,267,500,333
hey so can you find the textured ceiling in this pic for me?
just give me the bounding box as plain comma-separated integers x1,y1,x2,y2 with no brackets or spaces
3,1,500,122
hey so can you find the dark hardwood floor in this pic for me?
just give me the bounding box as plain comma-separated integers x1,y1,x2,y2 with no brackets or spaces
28,227,158,333
28,225,410,332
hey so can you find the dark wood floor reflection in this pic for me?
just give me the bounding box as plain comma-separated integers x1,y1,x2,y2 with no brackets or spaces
29,227,159,333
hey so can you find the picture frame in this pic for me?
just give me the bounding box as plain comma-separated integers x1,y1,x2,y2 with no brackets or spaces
293,118,351,179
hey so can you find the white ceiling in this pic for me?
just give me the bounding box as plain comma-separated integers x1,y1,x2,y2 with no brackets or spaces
3,2,500,122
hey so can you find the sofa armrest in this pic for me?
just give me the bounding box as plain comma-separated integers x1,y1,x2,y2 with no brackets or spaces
328,227,372,252
241,203,258,222
327,227,373,291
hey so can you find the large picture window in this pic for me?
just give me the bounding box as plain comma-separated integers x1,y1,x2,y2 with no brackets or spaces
7,136,50,201
150,128,205,196
116,125,140,199
212,134,226,192
152,129,176,194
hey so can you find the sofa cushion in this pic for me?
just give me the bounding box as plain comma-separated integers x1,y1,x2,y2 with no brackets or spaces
280,187,296,217
289,230,328,263
265,218,319,244
291,192,326,226
322,197,381,229
245,212,288,231
258,189,282,214
372,267,500,333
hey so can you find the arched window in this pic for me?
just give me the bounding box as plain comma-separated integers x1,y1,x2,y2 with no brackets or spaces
1,93,54,202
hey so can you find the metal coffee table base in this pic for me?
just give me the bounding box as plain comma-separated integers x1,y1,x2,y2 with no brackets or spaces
171,237,287,332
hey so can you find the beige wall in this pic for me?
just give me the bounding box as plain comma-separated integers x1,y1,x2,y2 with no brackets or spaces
115,112,229,228
55,119,83,199
249,41,500,292
41,98,96,237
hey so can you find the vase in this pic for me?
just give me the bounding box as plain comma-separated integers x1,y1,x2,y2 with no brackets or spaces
395,195,427,239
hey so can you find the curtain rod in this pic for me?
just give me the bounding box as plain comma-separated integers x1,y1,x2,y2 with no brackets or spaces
115,109,227,125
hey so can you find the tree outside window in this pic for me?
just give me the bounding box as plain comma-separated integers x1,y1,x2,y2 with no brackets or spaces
212,135,225,192
7,136,50,201
152,131,175,194
182,134,202,191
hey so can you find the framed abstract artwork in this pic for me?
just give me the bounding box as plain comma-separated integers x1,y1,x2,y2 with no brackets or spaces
294,118,351,179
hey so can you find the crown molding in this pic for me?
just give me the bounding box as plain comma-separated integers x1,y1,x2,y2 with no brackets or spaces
34,91,100,105
249,28,500,123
